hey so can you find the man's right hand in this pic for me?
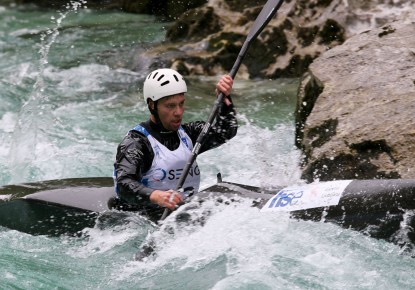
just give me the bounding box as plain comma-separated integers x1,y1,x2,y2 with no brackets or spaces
150,189,183,210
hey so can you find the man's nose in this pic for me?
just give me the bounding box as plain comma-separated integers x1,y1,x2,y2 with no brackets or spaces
174,106,184,116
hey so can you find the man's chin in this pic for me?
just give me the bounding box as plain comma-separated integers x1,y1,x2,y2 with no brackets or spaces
170,123,181,131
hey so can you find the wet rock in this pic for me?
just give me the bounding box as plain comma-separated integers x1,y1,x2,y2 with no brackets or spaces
166,6,221,42
295,23,415,182
133,0,415,79
144,0,347,78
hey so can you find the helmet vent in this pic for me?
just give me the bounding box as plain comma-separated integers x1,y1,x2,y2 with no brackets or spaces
152,72,159,79
157,74,165,81
160,81,170,86
173,74,179,82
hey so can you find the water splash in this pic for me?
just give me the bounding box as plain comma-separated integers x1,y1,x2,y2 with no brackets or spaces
9,1,87,183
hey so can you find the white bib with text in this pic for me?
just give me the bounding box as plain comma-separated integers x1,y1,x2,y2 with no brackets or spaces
136,125,200,198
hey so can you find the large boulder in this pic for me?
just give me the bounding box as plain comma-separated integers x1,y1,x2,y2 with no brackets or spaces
295,22,415,182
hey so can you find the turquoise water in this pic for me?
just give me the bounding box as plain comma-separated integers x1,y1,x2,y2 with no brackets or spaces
1,3,415,289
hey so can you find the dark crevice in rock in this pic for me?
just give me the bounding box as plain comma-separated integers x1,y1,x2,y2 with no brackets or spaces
225,0,267,12
298,26,319,47
273,54,314,78
293,55,314,76
301,138,401,182
349,139,397,164
295,73,324,150
318,19,345,45
311,0,333,8
307,118,338,148
378,25,396,38
264,26,289,56
301,154,401,182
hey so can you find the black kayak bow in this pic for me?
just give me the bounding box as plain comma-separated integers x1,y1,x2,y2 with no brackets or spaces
160,0,285,221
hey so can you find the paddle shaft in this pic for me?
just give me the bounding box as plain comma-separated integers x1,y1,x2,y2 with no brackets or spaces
160,0,285,221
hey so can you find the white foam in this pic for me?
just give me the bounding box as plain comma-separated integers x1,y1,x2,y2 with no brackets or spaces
41,64,142,95
111,194,408,288
10,28,41,37
199,122,302,190
3,272,16,280
43,64,111,93
0,112,16,133
0,194,12,201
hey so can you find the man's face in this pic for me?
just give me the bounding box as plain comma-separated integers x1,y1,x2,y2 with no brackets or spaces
152,93,185,131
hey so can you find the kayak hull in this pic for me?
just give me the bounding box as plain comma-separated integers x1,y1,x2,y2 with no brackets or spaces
1,177,415,249
0,177,113,236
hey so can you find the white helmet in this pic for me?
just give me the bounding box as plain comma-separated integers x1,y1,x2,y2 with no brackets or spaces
143,68,187,103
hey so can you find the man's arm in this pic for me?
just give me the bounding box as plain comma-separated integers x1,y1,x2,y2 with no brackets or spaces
183,75,238,153
204,94,237,152
114,131,154,204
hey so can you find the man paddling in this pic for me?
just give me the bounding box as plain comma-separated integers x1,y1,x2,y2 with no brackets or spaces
114,68,237,220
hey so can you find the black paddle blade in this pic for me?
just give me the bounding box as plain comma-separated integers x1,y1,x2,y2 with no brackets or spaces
230,0,285,78
247,0,284,41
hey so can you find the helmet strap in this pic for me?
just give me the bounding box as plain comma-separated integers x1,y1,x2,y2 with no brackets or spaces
148,100,162,125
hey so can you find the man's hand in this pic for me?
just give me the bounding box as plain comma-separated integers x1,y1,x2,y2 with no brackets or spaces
215,75,233,106
150,189,183,210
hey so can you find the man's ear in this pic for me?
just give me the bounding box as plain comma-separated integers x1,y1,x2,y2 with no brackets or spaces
148,100,155,111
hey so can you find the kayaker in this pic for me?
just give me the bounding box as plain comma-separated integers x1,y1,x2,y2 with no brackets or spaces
113,68,237,220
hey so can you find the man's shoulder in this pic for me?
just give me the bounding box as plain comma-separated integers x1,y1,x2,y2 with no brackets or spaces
128,121,151,138
119,127,150,149
129,128,148,138
123,131,150,149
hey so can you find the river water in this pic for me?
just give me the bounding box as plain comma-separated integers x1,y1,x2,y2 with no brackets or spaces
1,3,414,289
